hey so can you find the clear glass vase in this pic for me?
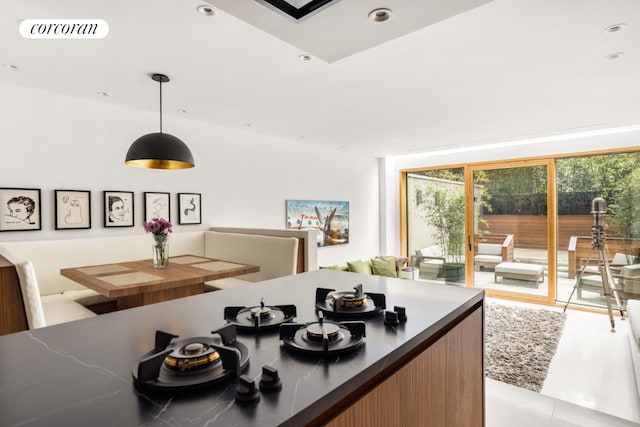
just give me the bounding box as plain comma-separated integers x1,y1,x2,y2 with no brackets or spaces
152,234,169,268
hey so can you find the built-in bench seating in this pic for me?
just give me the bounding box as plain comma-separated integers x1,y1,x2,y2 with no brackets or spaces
0,227,316,334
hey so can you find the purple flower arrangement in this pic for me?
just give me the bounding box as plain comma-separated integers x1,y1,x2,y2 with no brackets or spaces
143,217,173,236
145,218,172,268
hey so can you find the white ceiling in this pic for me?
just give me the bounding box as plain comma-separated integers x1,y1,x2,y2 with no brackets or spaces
1,0,639,158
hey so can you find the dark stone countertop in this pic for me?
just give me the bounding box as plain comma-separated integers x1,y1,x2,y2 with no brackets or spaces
0,269,483,427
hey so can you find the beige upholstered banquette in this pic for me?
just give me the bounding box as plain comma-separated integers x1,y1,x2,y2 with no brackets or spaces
0,228,316,333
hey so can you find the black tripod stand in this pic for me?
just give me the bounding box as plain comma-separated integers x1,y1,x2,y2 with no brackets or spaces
563,198,624,332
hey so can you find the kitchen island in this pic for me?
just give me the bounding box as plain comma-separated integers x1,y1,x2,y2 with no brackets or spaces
0,269,484,426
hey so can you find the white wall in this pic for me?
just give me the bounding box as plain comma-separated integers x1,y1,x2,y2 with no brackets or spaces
0,82,380,267
381,126,640,257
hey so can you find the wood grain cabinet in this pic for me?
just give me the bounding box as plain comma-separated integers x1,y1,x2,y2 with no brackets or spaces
325,307,484,426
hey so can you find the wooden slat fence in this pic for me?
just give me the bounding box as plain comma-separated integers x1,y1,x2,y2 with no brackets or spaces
478,215,593,250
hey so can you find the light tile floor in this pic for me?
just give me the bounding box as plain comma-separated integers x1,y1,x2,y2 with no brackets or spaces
486,297,640,426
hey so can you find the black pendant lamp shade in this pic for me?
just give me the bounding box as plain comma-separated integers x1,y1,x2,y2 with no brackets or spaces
125,74,194,169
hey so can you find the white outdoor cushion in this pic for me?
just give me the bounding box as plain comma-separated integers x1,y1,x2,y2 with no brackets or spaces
418,246,444,258
421,258,444,266
495,262,544,275
478,243,502,256
612,253,637,266
621,265,640,294
580,275,604,287
475,255,502,263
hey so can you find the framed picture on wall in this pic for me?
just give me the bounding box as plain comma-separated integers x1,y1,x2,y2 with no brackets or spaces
103,191,134,227
286,199,349,247
0,188,42,232
55,190,91,230
144,192,170,223
178,193,201,225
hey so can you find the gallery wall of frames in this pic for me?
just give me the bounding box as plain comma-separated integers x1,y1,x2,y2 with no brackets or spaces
0,187,201,232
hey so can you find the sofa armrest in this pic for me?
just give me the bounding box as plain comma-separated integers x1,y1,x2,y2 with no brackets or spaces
501,234,514,262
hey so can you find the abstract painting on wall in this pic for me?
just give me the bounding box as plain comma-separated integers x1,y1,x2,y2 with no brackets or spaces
286,199,349,247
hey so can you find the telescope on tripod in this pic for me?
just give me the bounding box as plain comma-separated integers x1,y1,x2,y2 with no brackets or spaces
563,197,625,332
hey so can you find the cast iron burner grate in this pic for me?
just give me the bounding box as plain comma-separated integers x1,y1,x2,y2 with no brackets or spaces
132,324,249,393
224,298,297,331
315,284,386,319
280,311,365,357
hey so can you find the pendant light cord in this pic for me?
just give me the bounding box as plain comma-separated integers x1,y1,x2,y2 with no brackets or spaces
159,78,163,134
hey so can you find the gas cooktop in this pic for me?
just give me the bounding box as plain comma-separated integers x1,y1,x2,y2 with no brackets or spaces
315,283,386,318
0,269,484,427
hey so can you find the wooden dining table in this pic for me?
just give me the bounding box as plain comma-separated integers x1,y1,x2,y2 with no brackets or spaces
60,255,259,310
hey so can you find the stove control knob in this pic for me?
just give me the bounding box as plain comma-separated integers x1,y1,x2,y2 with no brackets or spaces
259,365,282,392
394,306,407,322
236,375,260,405
384,310,399,326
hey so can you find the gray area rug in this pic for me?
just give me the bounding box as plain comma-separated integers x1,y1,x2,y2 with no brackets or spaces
485,302,567,392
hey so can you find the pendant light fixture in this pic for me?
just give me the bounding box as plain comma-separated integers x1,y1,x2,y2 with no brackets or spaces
125,73,194,169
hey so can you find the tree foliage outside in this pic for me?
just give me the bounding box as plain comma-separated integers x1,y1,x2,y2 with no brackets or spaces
420,186,465,263
476,152,640,216
415,169,466,263
608,166,640,241
481,166,547,215
557,152,640,216
412,151,640,254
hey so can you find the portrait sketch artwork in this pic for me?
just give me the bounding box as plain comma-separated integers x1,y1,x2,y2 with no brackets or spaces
144,192,170,222
104,191,134,227
178,193,201,225
0,188,41,231
55,190,91,230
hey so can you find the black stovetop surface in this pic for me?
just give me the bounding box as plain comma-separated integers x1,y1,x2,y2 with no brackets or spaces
0,269,483,427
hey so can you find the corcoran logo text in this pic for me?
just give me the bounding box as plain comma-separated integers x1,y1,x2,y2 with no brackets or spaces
19,19,109,39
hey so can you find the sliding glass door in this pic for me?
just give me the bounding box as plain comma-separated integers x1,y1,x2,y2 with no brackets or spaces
406,168,466,285
470,161,553,301
403,150,640,308
556,152,640,310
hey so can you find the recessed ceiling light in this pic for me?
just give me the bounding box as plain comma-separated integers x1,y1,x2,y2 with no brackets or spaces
368,8,393,22
97,91,109,97
604,23,626,34
196,5,215,16
3,64,20,71
605,52,624,60
298,53,312,61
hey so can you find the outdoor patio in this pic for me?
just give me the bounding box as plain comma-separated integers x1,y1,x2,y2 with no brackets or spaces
412,247,634,311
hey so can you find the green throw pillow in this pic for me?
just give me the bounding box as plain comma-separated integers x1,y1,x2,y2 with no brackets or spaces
347,260,372,275
370,257,398,278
